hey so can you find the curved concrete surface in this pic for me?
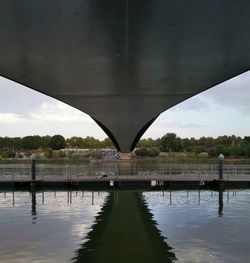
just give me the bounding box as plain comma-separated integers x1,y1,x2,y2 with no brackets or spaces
0,1,250,151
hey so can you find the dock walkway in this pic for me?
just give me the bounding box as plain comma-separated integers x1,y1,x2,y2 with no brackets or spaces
0,175,250,190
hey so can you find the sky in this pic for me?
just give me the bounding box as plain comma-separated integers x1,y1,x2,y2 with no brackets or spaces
0,71,250,139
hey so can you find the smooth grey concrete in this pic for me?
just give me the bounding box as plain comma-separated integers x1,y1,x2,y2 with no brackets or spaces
0,1,250,151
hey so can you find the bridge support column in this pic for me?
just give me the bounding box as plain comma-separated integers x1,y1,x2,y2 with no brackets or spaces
119,152,132,160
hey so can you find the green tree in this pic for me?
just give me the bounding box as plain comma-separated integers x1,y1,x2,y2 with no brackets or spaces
48,135,66,150
216,136,232,147
40,136,51,149
66,136,84,148
215,144,230,156
0,137,22,150
135,148,150,157
101,138,113,148
44,147,53,159
22,136,41,150
82,136,101,149
229,146,243,157
243,145,250,157
148,147,160,157
91,150,103,159
160,133,182,152
137,138,157,148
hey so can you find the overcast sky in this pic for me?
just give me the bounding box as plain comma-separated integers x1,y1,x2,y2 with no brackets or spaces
0,72,250,139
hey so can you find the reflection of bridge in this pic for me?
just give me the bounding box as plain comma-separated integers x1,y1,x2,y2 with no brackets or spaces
72,191,177,263
1,1,250,152
2,189,226,262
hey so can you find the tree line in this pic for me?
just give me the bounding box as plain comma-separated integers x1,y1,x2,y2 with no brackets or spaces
0,133,250,158
136,133,250,157
0,135,113,151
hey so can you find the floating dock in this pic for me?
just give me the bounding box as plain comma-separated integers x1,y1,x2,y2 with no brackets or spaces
0,177,250,190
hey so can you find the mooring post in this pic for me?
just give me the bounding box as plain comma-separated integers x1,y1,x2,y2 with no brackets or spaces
218,189,224,217
218,153,224,180
31,190,37,224
30,154,36,187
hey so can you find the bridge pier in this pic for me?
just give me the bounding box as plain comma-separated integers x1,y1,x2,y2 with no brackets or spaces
119,152,132,160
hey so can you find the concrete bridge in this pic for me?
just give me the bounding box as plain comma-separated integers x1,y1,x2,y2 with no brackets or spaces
0,1,250,152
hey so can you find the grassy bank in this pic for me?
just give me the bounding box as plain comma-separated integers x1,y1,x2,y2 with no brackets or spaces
0,158,89,165
1,156,250,165
135,156,250,165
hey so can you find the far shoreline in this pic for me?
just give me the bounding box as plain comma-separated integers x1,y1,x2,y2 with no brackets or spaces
1,156,250,165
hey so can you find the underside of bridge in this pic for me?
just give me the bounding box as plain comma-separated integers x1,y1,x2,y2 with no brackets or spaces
0,1,250,152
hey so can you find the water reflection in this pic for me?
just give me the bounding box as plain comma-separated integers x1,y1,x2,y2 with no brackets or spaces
72,191,176,263
144,190,250,263
12,190,15,207
0,190,177,263
31,190,37,224
1,189,250,262
218,190,223,217
0,190,108,263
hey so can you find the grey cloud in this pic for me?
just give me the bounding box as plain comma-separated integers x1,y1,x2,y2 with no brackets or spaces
172,96,210,112
175,122,205,128
168,71,250,114
203,71,250,114
158,118,206,129
0,77,53,116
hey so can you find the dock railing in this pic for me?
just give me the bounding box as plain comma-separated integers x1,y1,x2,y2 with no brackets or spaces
0,164,250,181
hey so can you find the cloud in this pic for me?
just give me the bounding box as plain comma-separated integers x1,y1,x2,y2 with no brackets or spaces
0,113,25,124
29,102,93,123
157,118,205,129
0,101,94,124
171,96,211,112
142,115,206,139
143,71,250,139
200,71,250,114
0,77,48,115
0,101,107,138
166,71,250,114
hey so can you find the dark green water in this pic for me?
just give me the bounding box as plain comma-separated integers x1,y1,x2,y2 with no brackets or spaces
0,190,250,262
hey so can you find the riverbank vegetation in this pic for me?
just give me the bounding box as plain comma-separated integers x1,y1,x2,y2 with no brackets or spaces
0,133,250,160
136,133,250,158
